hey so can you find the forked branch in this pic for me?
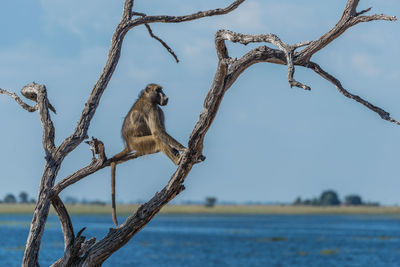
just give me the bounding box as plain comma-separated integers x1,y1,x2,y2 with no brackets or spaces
78,2,398,263
0,88,38,112
12,1,246,265
1,83,56,153
297,0,396,63
1,0,398,266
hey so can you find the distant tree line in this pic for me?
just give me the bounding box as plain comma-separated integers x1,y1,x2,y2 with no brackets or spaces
64,196,106,205
1,191,36,204
0,193,108,205
293,190,380,206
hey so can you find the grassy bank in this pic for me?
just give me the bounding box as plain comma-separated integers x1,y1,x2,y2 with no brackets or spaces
1,204,400,215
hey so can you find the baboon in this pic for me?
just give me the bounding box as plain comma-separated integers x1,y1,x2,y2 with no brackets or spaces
110,83,186,226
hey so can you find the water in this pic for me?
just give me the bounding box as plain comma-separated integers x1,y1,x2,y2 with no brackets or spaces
1,214,400,266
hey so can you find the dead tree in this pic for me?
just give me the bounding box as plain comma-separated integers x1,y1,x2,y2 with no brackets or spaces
0,0,398,266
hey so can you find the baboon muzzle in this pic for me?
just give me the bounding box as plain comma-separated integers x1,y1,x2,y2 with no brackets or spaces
160,96,168,106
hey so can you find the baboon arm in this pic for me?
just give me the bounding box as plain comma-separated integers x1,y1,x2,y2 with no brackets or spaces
148,109,186,150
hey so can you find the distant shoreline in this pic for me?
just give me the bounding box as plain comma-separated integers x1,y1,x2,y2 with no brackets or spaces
1,204,400,215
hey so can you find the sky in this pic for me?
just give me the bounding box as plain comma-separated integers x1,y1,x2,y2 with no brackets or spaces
0,0,400,205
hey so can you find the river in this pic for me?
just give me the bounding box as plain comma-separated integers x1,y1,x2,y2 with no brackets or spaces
1,214,400,266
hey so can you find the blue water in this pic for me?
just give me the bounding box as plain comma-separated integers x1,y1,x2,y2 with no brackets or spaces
1,214,400,266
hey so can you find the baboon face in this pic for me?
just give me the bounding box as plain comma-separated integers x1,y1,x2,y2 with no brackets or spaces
146,84,168,106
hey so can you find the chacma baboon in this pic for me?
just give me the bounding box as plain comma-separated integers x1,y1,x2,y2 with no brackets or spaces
110,83,186,226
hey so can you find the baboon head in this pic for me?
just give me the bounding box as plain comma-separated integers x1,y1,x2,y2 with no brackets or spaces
144,83,168,106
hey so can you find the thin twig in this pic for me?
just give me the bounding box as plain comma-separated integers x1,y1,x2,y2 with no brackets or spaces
356,7,372,16
51,149,137,197
306,61,400,125
145,24,179,63
132,11,146,17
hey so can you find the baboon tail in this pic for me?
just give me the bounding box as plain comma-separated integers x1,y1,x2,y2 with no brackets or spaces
111,162,118,227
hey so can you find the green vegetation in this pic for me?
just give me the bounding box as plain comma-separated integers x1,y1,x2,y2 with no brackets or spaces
293,190,379,207
345,195,362,205
204,197,217,207
1,191,35,204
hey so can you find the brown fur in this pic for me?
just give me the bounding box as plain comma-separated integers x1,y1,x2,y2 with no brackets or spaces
110,83,186,226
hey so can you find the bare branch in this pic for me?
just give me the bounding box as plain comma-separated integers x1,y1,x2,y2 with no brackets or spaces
345,0,360,17
34,84,56,152
0,88,38,112
144,24,179,63
51,149,138,196
21,2,247,263
351,14,397,25
78,3,399,263
79,40,232,266
215,30,311,90
21,84,57,114
51,196,74,252
51,158,105,198
58,1,245,159
85,136,106,160
297,0,396,63
306,61,400,125
9,82,57,153
216,30,286,48
123,0,134,20
52,227,96,267
51,138,138,197
287,51,311,90
225,46,286,89
130,0,245,25
6,0,395,265
132,11,146,17
293,40,312,49
132,10,179,62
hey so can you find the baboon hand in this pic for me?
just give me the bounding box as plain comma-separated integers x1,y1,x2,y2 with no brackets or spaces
172,148,180,157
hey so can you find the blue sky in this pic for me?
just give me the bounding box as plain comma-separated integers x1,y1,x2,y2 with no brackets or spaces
0,0,400,204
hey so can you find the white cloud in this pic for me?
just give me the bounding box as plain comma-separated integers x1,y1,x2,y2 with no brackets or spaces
214,1,263,31
0,40,108,114
351,53,379,77
181,39,215,72
40,0,120,40
127,65,158,83
183,39,213,57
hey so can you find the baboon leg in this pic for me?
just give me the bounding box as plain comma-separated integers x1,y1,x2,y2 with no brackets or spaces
129,135,181,164
127,135,160,156
159,142,182,165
